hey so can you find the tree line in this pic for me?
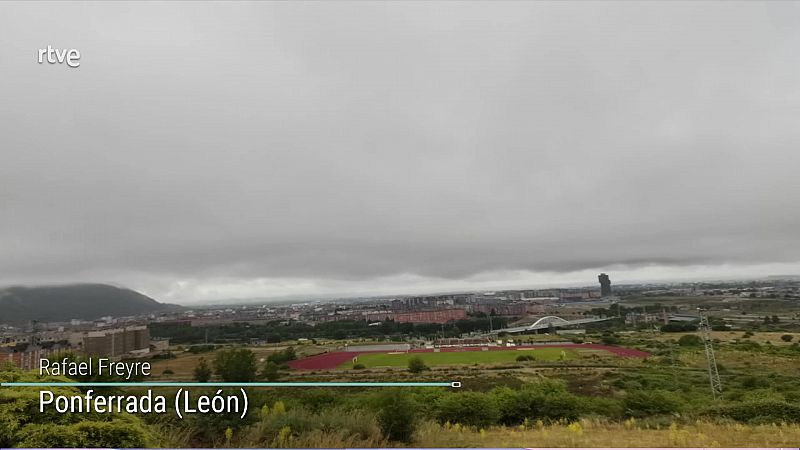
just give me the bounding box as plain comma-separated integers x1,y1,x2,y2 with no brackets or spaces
150,317,509,344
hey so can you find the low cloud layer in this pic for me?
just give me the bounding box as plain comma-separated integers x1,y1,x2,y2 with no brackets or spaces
1,3,799,303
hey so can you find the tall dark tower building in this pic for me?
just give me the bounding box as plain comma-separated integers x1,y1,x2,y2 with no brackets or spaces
598,273,612,297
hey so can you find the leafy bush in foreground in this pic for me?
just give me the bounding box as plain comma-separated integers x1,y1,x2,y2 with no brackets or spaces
705,400,800,424
493,386,581,424
623,389,684,417
375,391,418,442
0,368,154,448
434,391,500,427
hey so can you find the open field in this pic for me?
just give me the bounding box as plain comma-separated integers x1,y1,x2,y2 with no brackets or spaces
342,347,576,368
289,343,649,370
642,330,798,345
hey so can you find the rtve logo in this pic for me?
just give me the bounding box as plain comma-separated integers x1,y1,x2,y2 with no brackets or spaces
38,46,81,68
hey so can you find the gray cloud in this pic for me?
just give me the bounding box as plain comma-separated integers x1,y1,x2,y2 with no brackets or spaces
1,2,799,302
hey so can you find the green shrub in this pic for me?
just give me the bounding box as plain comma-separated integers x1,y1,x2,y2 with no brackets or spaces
14,419,152,448
73,420,153,447
408,356,429,373
734,340,763,352
267,347,297,365
214,348,258,382
194,357,212,382
290,389,343,413
13,424,87,448
0,368,154,447
677,335,703,346
250,406,381,445
261,361,281,381
741,375,770,389
601,335,620,345
536,390,581,422
740,388,785,403
705,400,800,423
375,391,418,442
493,386,581,425
580,396,625,418
434,392,500,427
623,390,684,417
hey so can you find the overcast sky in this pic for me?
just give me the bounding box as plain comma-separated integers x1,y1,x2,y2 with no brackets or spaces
1,2,799,304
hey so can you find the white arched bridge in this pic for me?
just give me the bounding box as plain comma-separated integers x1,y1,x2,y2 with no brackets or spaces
489,315,615,334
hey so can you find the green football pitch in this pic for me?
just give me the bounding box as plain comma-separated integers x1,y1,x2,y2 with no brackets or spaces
340,347,578,368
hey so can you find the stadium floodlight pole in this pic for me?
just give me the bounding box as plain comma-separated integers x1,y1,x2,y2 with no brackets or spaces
698,309,723,400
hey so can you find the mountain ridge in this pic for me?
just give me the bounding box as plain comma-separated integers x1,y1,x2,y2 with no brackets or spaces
0,283,181,323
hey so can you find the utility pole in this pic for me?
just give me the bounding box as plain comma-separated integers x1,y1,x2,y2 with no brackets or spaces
699,310,722,399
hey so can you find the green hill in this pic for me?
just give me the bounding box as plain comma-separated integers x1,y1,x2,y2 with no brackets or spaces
0,283,180,323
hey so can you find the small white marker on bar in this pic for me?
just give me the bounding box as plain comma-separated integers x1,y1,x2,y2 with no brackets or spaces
450,381,462,388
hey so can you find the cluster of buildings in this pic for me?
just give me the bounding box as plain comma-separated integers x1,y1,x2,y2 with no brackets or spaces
132,275,617,330
0,325,166,371
0,274,620,371
293,284,610,326
364,308,467,324
612,277,800,299
45,278,615,334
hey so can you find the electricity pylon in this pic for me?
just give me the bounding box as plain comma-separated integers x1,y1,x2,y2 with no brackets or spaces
699,310,722,399
667,339,679,388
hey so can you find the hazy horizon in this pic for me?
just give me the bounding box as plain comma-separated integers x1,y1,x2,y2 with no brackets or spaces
3,266,798,306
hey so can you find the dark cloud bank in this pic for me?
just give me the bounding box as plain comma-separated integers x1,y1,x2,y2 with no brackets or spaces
1,2,799,302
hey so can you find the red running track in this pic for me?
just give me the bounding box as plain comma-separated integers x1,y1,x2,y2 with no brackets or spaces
288,343,650,370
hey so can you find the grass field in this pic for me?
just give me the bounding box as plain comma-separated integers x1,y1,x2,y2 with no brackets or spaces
340,347,577,368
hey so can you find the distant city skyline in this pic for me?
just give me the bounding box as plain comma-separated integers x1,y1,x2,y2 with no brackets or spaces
133,263,800,304
1,2,799,304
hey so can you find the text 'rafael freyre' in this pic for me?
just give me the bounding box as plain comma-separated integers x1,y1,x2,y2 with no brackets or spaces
40,358,151,380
